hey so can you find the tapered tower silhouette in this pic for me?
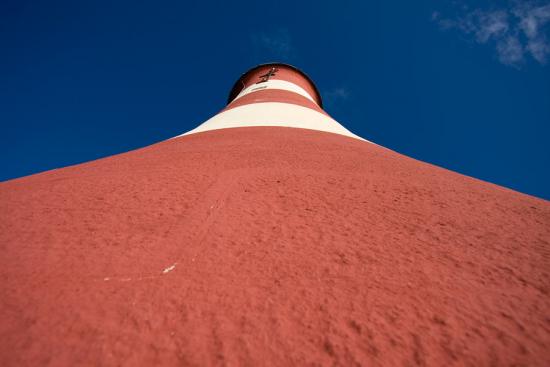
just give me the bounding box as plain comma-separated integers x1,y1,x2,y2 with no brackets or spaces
179,63,362,140
1,63,549,366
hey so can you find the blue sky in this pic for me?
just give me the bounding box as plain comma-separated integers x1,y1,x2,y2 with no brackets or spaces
1,0,549,200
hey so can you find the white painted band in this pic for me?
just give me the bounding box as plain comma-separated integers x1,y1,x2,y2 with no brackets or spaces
174,102,367,142
232,80,317,104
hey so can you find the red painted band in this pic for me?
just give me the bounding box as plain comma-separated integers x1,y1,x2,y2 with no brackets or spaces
223,89,328,115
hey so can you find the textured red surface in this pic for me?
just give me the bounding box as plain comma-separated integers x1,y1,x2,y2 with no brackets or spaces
1,127,549,366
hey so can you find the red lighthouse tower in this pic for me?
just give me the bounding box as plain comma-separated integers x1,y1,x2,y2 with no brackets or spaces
0,64,549,366
178,63,363,140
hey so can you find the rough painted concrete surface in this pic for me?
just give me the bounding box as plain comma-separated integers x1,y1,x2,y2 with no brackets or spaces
1,127,549,366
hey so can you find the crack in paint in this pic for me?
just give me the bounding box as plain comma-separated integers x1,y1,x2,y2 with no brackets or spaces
162,263,177,274
101,263,177,282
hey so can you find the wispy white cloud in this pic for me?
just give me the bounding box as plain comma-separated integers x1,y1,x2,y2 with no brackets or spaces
323,87,350,109
251,28,292,59
325,87,349,100
433,1,550,67
515,3,550,63
496,35,524,65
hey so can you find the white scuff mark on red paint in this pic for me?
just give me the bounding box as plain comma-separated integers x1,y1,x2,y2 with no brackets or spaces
162,263,177,274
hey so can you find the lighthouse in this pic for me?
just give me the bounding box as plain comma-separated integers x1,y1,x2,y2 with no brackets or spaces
0,64,549,366
178,63,364,140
